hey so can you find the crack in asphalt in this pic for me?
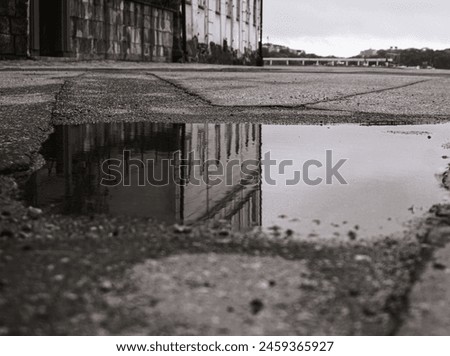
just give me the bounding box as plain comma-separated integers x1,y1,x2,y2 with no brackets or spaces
51,72,87,124
147,72,432,114
24,73,87,173
146,72,214,106
303,79,432,107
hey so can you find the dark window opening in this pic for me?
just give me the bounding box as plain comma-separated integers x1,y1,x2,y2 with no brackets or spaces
39,0,62,56
30,0,69,57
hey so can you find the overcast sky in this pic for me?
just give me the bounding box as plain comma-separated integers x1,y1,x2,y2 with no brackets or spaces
264,0,450,57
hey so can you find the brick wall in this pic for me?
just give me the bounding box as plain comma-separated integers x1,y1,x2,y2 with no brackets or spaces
0,0,28,57
70,0,175,62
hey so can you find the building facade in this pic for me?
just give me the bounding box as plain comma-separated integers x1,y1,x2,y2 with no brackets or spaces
1,0,178,62
185,0,262,64
0,0,262,64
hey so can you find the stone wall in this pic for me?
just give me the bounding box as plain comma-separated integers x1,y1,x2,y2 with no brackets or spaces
70,0,175,62
0,0,28,58
0,0,260,64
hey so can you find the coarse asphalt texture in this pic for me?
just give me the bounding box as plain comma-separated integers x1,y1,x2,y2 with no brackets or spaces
1,61,450,336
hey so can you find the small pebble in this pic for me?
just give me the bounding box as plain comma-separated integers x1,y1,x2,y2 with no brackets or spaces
433,262,447,271
250,299,264,315
54,274,65,282
218,230,230,237
100,280,113,291
355,255,372,263
63,292,78,301
173,224,192,234
28,207,42,220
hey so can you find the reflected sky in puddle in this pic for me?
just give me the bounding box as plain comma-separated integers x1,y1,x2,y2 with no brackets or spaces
263,124,450,238
25,121,450,238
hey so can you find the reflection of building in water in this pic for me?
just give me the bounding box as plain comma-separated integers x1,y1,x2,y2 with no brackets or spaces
183,123,261,229
26,122,261,231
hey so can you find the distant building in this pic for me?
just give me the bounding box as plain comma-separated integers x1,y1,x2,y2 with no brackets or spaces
0,0,262,64
263,43,305,56
263,43,283,53
359,49,378,57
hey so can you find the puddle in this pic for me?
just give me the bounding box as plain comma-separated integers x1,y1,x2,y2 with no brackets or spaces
263,124,450,238
24,121,450,238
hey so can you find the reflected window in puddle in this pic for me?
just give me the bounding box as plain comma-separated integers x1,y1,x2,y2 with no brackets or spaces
25,122,262,232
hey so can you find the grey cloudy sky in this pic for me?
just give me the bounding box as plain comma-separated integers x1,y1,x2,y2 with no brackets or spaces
264,0,450,57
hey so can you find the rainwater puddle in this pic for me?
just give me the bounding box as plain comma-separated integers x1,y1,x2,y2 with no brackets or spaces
24,121,450,239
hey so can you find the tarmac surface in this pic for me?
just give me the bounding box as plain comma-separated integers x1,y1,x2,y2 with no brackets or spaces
0,61,450,335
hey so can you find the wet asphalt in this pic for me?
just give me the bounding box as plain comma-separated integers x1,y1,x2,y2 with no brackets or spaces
0,62,450,335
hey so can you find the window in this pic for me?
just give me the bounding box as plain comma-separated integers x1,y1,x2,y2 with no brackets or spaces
236,0,240,21
246,0,250,23
216,0,221,13
227,0,233,18
198,0,205,9
253,0,257,25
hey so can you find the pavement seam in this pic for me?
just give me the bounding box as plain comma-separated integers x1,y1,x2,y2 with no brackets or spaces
303,79,432,107
147,72,433,114
146,72,364,113
228,79,431,110
0,72,87,175
31,71,449,125
51,72,87,124
146,72,214,106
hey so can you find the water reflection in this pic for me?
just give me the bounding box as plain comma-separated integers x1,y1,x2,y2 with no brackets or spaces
26,121,450,238
262,123,450,237
25,122,262,231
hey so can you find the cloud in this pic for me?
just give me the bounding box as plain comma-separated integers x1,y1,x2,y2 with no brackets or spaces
264,0,450,55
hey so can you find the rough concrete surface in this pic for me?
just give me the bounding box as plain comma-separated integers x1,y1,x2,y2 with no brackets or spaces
398,230,450,335
153,71,428,106
1,61,450,336
0,71,82,173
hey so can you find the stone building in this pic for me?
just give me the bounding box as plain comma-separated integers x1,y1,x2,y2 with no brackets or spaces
0,0,29,57
1,0,178,62
0,0,263,64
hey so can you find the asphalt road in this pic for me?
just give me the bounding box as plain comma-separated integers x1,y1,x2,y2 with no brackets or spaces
0,62,450,336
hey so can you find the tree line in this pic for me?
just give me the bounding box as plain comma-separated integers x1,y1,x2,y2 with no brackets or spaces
263,45,450,69
375,48,450,69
